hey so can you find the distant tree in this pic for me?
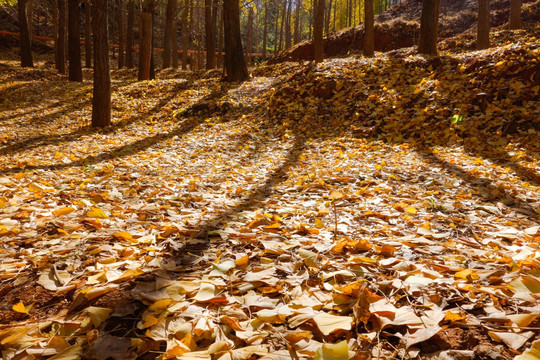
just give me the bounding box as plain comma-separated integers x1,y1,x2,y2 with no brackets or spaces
223,0,249,81
84,0,92,68
262,5,269,58
163,0,177,68
293,0,302,44
181,0,190,70
18,0,33,67
68,0,82,81
92,0,111,127
245,5,254,66
509,0,521,29
118,0,125,68
126,0,135,68
138,0,154,80
477,0,490,50
205,0,217,69
57,0,66,73
418,0,441,55
313,0,324,62
364,0,374,57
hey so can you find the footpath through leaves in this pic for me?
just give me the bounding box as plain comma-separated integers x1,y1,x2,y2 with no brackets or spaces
1,30,540,360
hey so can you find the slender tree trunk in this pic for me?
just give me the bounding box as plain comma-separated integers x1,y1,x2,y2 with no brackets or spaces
138,0,154,80
126,0,134,68
217,4,224,68
172,3,179,68
418,0,440,55
293,0,301,44
68,0,82,80
181,0,189,69
205,0,216,68
245,6,254,65
278,0,287,51
313,0,324,62
223,0,249,81
84,0,92,68
274,0,280,54
477,0,490,50
18,0,33,67
285,0,292,49
509,0,521,29
364,0,374,57
324,0,331,34
57,0,66,73
92,0,111,127
262,5,268,58
118,0,125,68
163,0,176,68
53,0,59,67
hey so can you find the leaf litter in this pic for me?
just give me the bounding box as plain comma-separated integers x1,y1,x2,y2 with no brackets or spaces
0,28,539,360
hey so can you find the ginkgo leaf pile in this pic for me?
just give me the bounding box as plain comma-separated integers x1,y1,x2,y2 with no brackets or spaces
0,30,539,360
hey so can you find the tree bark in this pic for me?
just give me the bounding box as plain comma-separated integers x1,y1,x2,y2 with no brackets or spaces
53,0,59,67
313,0,324,62
57,0,66,73
163,0,177,68
84,0,92,68
181,0,190,69
285,0,292,49
68,0,82,81
18,0,33,67
223,0,249,81
118,0,125,68
509,0,521,29
92,0,111,127
138,0,154,80
217,4,224,68
418,0,440,55
126,0,134,68
172,3,179,68
245,5,254,66
205,0,216,69
364,0,374,57
294,0,301,44
477,0,490,50
262,5,268,58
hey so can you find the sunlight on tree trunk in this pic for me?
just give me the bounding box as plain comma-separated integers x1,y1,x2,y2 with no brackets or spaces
138,0,154,80
509,0,521,29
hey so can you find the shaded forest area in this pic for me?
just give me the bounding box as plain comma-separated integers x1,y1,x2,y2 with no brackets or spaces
0,0,539,359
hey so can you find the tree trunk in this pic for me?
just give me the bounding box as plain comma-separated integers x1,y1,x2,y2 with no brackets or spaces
205,0,216,69
163,0,177,68
138,0,154,80
84,0,92,68
325,0,331,35
509,0,521,29
53,0,59,67
57,0,66,73
278,0,286,51
285,0,292,49
181,0,189,69
172,4,179,68
262,5,268,58
274,0,280,54
245,5,254,65
18,0,33,67
68,0,82,81
364,0,374,57
223,0,249,81
418,0,440,55
92,0,111,127
294,0,301,44
313,0,324,62
217,4,224,68
118,0,125,68
477,0,490,50
126,0,134,68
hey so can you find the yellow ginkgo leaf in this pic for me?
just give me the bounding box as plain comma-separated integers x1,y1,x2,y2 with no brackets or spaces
315,218,324,229
53,207,76,216
454,268,479,281
87,207,108,219
329,190,344,201
112,231,132,240
315,340,349,360
405,206,417,215
12,301,31,314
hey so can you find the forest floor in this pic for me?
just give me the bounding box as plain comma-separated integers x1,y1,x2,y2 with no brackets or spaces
1,27,540,360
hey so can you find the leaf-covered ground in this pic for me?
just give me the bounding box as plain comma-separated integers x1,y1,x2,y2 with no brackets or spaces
0,29,539,360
